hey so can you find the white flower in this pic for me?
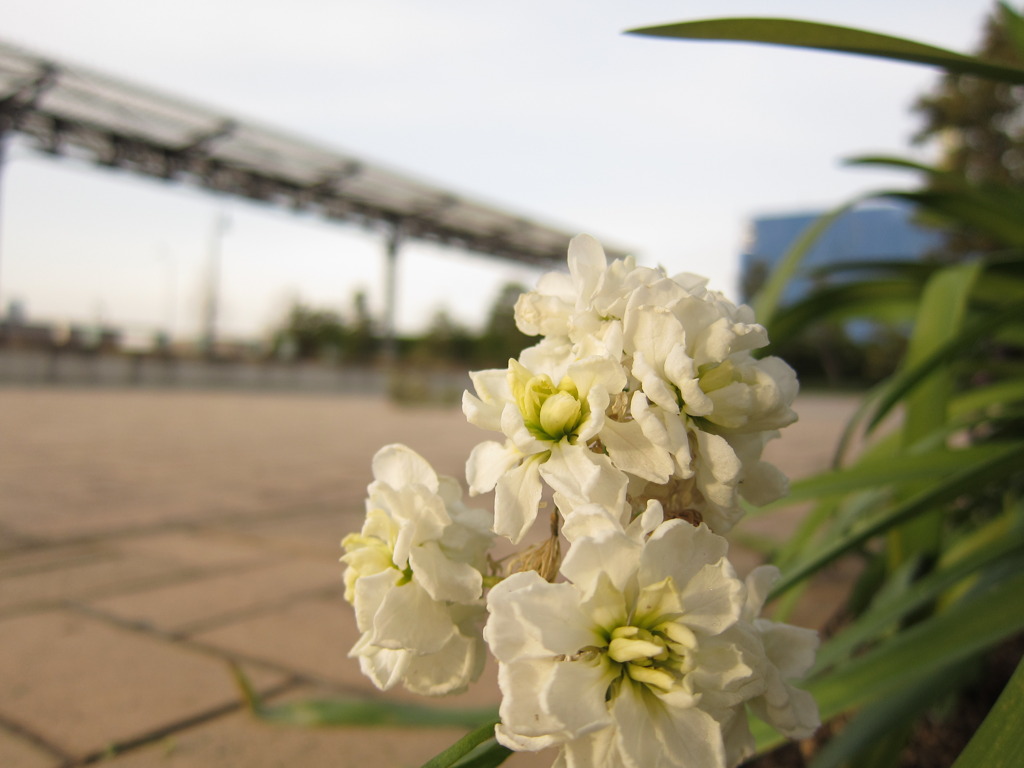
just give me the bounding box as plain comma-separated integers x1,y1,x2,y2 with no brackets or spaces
498,234,798,535
514,234,657,359
736,566,821,740
463,355,642,543
341,444,492,696
484,505,754,768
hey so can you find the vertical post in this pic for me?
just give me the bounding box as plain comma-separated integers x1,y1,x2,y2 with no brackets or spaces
381,221,403,364
0,129,8,324
201,212,229,358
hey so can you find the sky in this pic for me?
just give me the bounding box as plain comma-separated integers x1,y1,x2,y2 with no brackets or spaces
0,0,1001,343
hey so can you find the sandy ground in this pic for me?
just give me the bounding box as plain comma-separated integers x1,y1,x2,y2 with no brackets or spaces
0,387,860,768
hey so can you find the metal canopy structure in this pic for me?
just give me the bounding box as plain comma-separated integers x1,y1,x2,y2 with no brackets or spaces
0,38,629,266
0,38,634,351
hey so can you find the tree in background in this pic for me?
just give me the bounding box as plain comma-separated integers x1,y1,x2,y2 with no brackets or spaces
269,302,348,362
913,1,1024,258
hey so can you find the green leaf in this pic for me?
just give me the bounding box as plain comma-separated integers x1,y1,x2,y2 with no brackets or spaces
769,441,1024,598
809,567,1024,723
951,379,1024,419
750,199,864,331
809,663,973,768
754,566,1024,753
813,518,1024,671
451,740,513,768
253,698,498,729
626,18,1024,83
950,655,1024,768
890,261,982,566
764,279,920,347
421,720,503,768
865,303,1024,435
778,443,1013,504
886,190,1024,248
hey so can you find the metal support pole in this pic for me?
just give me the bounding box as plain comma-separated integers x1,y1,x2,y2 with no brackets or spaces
381,221,403,364
0,128,9,323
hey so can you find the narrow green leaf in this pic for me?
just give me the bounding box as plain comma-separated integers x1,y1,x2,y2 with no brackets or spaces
845,155,949,175
751,198,863,330
903,261,981,444
890,262,981,566
809,664,972,768
769,441,1024,598
866,303,1024,434
451,740,513,768
421,720,502,768
753,567,1024,754
813,521,1024,670
887,189,1024,247
229,663,261,712
950,656,1024,768
779,444,1012,504
764,279,920,347
811,567,1024,720
626,18,1024,83
951,379,1024,419
253,698,497,729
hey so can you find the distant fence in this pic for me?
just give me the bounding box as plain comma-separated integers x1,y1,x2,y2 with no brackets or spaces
0,349,471,402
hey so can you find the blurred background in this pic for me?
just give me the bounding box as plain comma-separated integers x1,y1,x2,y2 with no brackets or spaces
0,0,1002,392
1,2,1020,767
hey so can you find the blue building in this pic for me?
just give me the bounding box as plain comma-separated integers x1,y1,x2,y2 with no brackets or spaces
740,202,946,305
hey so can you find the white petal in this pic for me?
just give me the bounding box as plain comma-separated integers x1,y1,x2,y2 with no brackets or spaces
641,520,729,590
401,629,484,696
371,444,438,492
612,684,725,768
494,453,545,543
465,440,521,495
600,417,673,484
408,540,482,603
678,561,744,636
541,442,627,515
355,645,410,691
495,656,614,752
568,234,608,301
371,580,456,654
561,529,642,597
485,571,596,660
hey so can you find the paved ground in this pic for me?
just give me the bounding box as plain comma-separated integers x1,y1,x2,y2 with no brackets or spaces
0,387,860,768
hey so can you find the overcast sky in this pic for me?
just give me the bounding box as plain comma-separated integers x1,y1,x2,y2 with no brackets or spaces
0,1,1000,342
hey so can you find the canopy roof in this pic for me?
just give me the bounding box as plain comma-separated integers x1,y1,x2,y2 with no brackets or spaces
0,38,629,265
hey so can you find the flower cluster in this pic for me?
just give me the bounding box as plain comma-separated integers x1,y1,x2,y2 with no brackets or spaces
341,236,818,768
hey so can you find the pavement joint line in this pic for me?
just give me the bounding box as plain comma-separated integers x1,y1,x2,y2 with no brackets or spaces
1,504,347,552
174,584,344,636
0,558,296,623
0,712,75,767
64,600,373,700
73,676,304,768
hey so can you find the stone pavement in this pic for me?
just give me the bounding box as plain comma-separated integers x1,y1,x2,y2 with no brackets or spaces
0,388,859,768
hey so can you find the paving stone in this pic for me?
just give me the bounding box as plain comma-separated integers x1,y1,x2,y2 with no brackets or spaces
0,727,63,768
0,548,197,615
211,511,349,561
113,529,278,569
191,594,366,691
102,687,551,768
0,609,285,760
193,591,499,707
89,560,342,633
0,390,482,541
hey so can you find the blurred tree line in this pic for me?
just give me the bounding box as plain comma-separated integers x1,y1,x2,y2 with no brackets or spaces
750,1,1023,390
267,282,532,369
